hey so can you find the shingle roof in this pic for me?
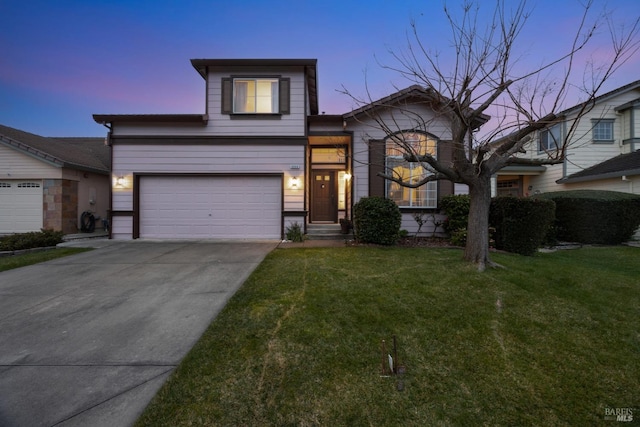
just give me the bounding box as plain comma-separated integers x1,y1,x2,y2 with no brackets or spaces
0,124,110,174
557,150,640,183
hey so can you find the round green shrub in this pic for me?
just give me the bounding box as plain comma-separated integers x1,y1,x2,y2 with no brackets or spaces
353,196,401,245
440,195,470,234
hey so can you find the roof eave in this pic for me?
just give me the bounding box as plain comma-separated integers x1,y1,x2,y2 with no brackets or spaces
93,114,209,125
557,168,640,184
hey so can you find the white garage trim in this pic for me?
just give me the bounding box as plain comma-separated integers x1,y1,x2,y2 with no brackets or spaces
0,180,43,233
137,174,282,239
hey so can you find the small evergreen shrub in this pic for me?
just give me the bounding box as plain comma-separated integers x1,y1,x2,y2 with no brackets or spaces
449,229,468,247
489,197,556,256
353,196,401,245
0,229,65,251
535,190,640,244
285,222,304,242
440,195,470,234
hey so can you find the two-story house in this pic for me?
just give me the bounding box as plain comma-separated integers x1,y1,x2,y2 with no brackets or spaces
94,58,481,240
493,80,640,197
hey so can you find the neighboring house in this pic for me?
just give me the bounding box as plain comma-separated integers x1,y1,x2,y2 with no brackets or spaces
494,80,640,197
0,124,110,234
94,58,482,240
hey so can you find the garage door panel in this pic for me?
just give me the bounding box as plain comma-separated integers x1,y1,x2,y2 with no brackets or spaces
140,176,281,239
0,181,43,233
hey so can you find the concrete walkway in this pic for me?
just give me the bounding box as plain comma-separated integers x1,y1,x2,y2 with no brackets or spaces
0,239,278,427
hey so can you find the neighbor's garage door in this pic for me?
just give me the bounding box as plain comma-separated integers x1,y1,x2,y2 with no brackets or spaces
139,176,282,239
0,180,43,233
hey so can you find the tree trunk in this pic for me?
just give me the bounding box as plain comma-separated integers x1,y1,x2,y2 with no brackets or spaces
463,177,492,271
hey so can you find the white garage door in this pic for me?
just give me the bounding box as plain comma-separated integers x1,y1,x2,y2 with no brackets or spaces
140,176,282,239
0,180,43,233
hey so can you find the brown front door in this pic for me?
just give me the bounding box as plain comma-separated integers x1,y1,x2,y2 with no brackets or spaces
311,171,337,222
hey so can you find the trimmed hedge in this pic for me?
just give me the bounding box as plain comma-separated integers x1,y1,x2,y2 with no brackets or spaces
353,196,401,245
489,197,556,256
535,190,640,244
0,229,65,251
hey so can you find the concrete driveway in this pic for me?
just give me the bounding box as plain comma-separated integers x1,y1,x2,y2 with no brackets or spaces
0,239,278,427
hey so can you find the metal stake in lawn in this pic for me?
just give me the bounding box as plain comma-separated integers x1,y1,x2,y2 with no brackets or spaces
380,335,400,376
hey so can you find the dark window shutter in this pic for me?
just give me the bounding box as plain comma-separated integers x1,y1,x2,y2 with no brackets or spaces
437,140,453,203
368,139,386,197
221,78,233,114
279,78,290,114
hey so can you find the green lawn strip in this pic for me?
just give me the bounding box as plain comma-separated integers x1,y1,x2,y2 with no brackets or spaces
0,247,91,272
136,246,639,426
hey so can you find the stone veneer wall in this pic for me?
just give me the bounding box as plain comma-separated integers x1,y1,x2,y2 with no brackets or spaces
43,179,78,234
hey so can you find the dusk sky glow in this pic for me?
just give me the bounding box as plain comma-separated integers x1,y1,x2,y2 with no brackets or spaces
1,0,638,137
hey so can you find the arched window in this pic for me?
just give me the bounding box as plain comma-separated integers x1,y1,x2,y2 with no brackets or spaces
385,131,438,208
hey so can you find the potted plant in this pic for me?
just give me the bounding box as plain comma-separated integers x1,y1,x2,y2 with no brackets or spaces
339,218,352,234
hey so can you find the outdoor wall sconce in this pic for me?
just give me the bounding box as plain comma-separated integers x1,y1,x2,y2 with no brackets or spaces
114,175,127,189
344,172,352,181
288,177,301,189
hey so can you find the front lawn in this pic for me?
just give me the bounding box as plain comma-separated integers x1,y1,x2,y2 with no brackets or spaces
0,247,91,272
137,246,639,426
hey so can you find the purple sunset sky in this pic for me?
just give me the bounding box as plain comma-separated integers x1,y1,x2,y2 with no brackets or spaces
1,0,638,137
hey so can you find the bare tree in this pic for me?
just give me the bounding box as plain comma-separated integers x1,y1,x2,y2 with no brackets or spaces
342,0,639,271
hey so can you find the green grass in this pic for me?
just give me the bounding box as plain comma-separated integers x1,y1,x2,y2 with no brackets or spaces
136,246,640,426
0,248,91,272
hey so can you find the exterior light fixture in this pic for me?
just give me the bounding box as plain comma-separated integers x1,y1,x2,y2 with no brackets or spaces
344,172,352,181
289,177,301,189
114,176,126,188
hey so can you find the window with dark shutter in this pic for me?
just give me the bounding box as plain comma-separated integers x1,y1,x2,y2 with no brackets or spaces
221,78,233,114
384,132,438,208
279,77,290,114
368,139,386,197
221,76,290,116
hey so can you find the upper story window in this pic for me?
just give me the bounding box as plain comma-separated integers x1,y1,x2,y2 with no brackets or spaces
592,119,614,143
234,78,278,113
538,124,562,153
385,131,438,208
221,77,290,116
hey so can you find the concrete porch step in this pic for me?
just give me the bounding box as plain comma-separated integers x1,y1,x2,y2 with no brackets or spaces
306,223,351,240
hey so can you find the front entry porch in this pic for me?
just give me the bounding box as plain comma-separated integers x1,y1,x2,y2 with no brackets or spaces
307,135,352,225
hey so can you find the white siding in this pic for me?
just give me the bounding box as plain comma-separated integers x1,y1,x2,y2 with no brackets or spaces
620,109,631,141
563,177,640,195
454,183,469,195
633,108,640,145
111,216,133,240
352,130,371,204
112,144,304,209
109,66,308,137
400,213,447,237
207,67,307,136
0,144,61,179
111,123,208,137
